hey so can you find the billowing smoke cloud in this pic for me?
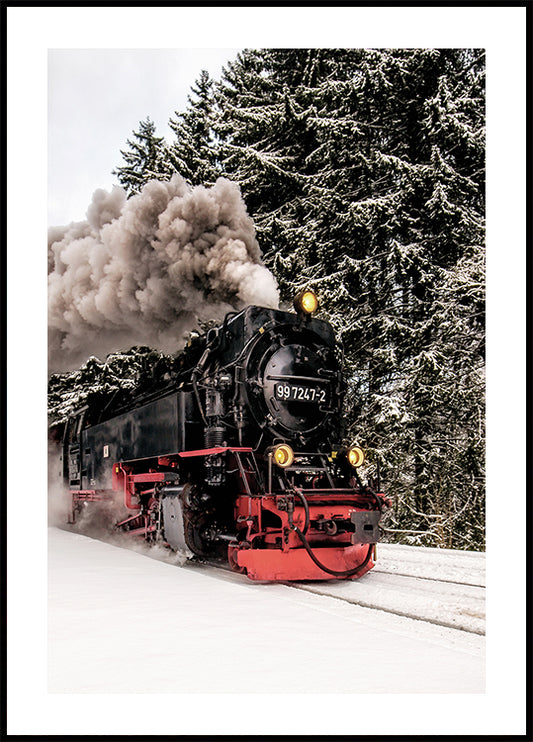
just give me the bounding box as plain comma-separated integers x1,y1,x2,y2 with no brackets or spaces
48,175,279,371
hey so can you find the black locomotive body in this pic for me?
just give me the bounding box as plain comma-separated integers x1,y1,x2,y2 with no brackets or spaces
59,295,388,581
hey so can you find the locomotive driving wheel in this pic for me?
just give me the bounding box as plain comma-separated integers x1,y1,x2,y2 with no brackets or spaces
183,511,220,558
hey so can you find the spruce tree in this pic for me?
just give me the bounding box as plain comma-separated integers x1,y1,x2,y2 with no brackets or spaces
215,48,325,251
113,117,167,196
166,69,219,185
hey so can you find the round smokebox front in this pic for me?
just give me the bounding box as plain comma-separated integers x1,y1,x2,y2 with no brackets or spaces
262,344,330,435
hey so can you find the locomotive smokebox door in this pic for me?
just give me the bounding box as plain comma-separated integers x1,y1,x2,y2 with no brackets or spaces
350,510,381,544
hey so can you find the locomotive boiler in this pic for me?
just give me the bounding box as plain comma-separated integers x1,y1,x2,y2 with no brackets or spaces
58,290,388,581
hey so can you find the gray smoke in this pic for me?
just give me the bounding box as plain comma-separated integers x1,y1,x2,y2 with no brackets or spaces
48,175,279,371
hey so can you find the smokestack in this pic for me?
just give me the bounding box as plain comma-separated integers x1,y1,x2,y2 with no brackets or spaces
48,175,279,371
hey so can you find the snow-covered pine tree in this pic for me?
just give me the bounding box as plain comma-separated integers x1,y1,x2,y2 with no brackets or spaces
327,50,485,548
48,347,180,427
381,237,485,549
213,48,485,548
337,50,485,548
166,69,220,186
113,117,167,196
215,48,332,266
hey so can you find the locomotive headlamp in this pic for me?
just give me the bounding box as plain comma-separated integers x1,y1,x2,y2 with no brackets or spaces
271,443,294,468
347,445,365,468
294,289,319,316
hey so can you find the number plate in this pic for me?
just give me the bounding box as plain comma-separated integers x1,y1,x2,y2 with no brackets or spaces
274,383,328,404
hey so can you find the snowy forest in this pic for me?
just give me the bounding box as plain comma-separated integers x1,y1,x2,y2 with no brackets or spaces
48,48,485,551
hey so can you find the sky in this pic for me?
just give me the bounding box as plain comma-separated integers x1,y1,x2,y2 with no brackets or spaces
6,4,527,738
48,48,242,225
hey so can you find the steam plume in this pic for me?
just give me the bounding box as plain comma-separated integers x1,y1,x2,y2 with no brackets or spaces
48,175,279,371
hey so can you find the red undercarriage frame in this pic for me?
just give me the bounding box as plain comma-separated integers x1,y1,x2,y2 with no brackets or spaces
230,490,378,581
70,447,386,582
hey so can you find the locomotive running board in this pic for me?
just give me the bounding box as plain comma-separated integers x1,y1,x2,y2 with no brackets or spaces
177,446,253,458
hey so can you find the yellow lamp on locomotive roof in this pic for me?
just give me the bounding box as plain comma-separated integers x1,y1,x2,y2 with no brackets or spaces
293,289,319,316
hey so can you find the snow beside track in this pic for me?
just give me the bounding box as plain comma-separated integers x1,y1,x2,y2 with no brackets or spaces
298,542,486,635
48,527,484,695
374,542,486,586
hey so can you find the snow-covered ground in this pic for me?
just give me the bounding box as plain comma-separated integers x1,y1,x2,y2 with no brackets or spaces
6,517,526,737
48,527,484,697
374,541,486,585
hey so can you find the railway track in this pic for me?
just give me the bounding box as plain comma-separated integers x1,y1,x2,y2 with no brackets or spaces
192,555,486,636
372,568,485,589
280,575,485,636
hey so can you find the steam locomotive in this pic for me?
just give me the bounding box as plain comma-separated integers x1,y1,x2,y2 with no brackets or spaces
57,290,388,581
